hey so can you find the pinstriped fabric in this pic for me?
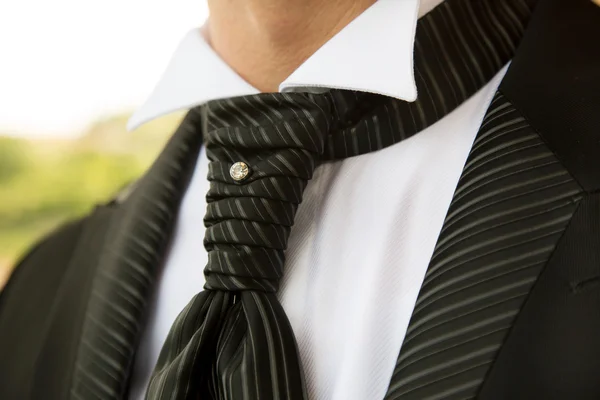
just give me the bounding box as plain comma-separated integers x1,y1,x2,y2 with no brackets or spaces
325,0,535,160
143,1,540,399
203,94,333,294
70,113,203,400
146,94,334,400
383,92,584,400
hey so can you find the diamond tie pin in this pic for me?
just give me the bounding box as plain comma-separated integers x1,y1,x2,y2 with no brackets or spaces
230,162,250,181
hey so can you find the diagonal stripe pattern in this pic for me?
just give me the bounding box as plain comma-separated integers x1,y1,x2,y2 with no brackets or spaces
142,0,539,399
70,112,204,400
383,92,583,399
146,93,333,400
326,0,535,159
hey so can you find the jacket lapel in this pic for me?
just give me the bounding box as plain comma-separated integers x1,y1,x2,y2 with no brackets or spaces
68,110,203,400
384,91,583,400
475,0,600,397
384,0,600,397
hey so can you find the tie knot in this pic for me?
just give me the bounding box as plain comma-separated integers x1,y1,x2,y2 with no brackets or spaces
204,246,285,292
202,93,332,292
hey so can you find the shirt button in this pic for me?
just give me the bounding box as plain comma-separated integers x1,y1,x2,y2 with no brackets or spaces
230,161,250,181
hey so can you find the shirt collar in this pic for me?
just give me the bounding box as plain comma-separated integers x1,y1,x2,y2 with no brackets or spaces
128,0,442,130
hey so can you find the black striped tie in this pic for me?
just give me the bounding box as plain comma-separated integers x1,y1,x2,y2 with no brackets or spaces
144,0,536,398
146,93,335,400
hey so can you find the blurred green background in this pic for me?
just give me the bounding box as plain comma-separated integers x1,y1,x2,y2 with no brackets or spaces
0,113,183,287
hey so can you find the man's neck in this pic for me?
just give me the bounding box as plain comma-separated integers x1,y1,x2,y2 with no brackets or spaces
206,0,377,92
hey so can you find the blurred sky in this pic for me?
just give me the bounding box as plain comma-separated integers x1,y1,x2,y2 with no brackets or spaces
0,0,208,138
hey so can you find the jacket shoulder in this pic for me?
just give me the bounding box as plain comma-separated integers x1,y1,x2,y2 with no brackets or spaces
0,205,114,399
1,215,87,303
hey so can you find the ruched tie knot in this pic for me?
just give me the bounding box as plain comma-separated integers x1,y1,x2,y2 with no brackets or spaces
202,93,333,293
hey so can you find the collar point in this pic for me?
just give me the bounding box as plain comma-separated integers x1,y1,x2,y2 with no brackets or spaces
127,109,157,131
405,88,418,103
126,115,143,132
381,83,418,103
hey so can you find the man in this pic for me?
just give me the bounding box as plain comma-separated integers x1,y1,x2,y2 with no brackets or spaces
1,0,599,398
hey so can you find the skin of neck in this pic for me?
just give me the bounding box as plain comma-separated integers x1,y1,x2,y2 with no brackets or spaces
206,0,377,92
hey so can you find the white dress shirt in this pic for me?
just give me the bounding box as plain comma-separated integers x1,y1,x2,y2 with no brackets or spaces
127,1,509,399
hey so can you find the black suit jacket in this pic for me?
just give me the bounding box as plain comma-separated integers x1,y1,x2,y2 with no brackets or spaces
1,0,599,398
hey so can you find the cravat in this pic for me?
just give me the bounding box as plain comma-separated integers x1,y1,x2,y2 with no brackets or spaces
144,0,536,398
147,93,333,399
